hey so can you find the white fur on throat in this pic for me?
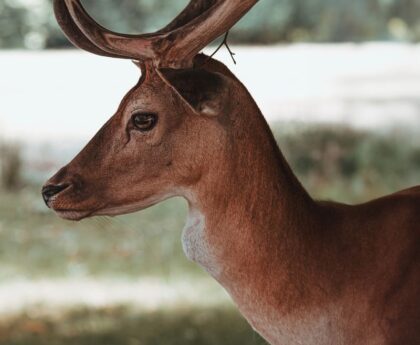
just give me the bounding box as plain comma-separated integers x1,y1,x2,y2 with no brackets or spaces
182,207,222,277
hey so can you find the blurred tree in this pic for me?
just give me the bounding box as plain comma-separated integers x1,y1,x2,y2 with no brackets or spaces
0,0,30,48
0,142,22,191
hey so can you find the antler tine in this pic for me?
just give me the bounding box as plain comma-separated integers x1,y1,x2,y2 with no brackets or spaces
53,0,124,58
159,0,219,33
55,0,259,68
161,0,259,66
55,0,216,64
62,0,159,61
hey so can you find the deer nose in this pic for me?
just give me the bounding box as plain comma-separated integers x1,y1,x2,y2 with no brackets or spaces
42,184,70,206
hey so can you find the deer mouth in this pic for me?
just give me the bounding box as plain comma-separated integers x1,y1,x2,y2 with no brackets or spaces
54,202,153,220
42,185,102,221
45,187,161,220
53,197,158,220
54,208,95,221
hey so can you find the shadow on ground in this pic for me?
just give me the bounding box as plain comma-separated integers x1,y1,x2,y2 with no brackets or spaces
0,305,267,345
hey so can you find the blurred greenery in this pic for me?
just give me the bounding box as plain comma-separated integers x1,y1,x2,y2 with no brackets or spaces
0,125,420,344
0,125,419,280
1,0,420,49
277,125,420,202
0,305,267,345
0,190,195,280
0,142,22,191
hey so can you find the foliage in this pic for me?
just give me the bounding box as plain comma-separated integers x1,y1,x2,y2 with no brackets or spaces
1,0,420,49
0,142,22,191
276,125,420,202
0,190,194,280
0,126,419,280
0,305,267,345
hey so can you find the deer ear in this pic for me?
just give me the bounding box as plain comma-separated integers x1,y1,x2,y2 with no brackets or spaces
157,68,229,116
132,60,142,69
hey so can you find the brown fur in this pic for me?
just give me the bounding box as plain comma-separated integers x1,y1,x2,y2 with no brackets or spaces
43,55,420,344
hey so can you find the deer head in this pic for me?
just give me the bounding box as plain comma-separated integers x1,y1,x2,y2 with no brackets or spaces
42,0,259,220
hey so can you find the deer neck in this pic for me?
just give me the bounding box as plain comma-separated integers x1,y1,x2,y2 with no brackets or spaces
180,98,318,318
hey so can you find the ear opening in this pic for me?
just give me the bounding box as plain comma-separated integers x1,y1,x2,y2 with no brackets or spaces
156,68,230,117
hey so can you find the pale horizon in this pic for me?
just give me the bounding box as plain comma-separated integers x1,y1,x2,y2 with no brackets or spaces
1,43,420,145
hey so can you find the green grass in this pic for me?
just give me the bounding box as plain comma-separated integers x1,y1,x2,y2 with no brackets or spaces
0,305,267,345
0,190,197,280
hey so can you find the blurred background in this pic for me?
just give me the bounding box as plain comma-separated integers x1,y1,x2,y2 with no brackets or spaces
1,0,420,344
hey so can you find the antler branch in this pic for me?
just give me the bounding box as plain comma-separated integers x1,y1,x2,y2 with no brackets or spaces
54,0,122,58
159,0,219,33
54,0,259,68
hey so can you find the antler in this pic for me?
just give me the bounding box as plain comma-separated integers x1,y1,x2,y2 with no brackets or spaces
54,0,259,68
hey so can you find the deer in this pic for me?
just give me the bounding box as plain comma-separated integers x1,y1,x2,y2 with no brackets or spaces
42,1,419,344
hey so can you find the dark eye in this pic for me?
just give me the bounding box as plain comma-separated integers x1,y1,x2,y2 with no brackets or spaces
132,112,158,132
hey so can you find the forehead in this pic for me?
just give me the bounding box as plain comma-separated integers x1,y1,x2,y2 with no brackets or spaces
117,70,175,117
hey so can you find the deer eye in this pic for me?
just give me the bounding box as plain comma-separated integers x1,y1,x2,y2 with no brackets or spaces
132,112,158,132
